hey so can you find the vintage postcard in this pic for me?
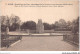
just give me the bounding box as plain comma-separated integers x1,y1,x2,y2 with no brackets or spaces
0,0,79,51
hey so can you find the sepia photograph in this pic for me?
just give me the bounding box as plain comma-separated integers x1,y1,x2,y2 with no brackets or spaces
0,0,79,51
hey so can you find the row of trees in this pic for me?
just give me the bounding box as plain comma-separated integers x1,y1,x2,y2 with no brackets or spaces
20,19,68,30
21,19,71,30
72,17,79,34
1,15,79,34
1,15,21,31
21,21,36,30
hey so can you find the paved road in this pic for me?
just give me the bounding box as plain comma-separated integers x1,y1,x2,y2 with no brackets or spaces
2,36,79,51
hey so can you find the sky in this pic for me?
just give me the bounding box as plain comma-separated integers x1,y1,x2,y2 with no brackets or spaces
0,0,79,24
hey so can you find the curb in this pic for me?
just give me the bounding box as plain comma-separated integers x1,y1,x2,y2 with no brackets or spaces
64,40,79,46
1,40,21,50
10,40,21,47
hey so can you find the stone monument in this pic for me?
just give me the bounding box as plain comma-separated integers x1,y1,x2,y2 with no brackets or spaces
6,27,9,34
36,19,44,33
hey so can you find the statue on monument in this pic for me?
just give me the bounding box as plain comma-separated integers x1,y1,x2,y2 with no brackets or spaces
6,27,9,34
36,19,44,33
6,17,10,34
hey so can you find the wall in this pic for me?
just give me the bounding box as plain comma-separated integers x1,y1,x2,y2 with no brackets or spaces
20,29,71,33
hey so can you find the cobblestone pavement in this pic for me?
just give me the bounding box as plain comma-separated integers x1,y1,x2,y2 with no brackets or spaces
2,36,79,51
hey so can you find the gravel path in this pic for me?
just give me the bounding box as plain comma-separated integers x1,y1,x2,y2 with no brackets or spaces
2,36,79,51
